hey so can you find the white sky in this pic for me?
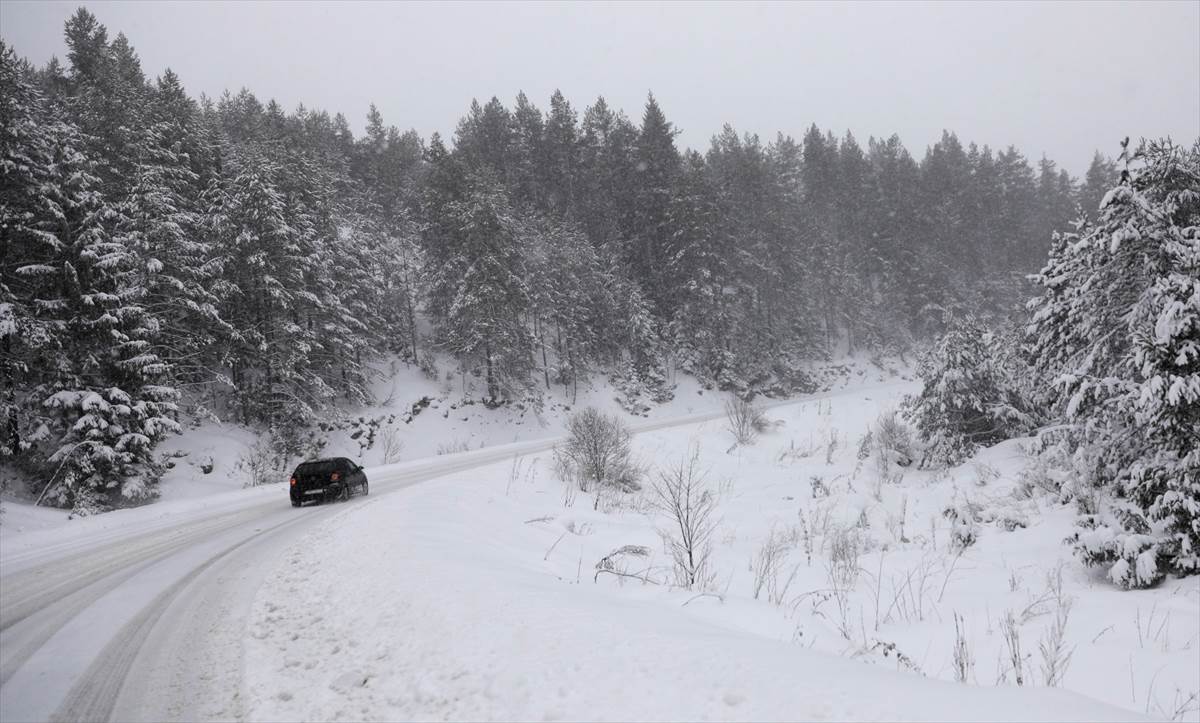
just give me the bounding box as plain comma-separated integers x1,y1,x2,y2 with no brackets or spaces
2,0,1197,175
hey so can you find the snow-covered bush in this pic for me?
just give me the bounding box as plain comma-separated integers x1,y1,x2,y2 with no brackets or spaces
1029,138,1200,587
942,496,981,551
904,317,1026,468
610,357,674,415
556,407,641,509
870,409,915,467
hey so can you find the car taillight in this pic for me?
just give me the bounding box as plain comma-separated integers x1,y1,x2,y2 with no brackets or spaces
331,472,341,481
290,477,297,486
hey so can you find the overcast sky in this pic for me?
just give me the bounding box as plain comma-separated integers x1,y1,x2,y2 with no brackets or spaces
2,1,1197,175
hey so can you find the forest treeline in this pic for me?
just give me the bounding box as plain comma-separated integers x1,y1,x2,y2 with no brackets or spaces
0,8,1125,510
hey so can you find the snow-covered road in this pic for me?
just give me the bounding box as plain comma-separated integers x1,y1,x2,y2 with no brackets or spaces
0,389,837,723
0,448,546,719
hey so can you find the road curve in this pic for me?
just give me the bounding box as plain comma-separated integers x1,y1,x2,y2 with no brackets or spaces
0,382,900,722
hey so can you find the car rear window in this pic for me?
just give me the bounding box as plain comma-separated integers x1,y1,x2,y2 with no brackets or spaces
296,460,338,475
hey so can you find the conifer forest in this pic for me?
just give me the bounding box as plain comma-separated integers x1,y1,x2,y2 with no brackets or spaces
0,6,1197,720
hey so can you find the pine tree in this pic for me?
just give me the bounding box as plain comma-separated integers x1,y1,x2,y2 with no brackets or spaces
428,170,534,403
1031,138,1200,588
1,42,59,461
577,96,636,249
117,82,227,388
1079,151,1119,219
509,91,545,209
802,124,844,350
866,133,929,340
904,316,1014,467
31,112,177,510
630,93,680,312
542,90,579,214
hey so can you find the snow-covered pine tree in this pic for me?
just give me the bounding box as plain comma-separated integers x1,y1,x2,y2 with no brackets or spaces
1,41,58,462
665,148,741,389
117,112,227,389
509,91,544,210
11,86,178,510
904,315,1017,467
523,214,611,399
430,170,535,403
206,145,336,433
576,97,623,248
1030,138,1199,588
542,90,579,215
864,134,926,346
801,125,846,351
630,93,681,313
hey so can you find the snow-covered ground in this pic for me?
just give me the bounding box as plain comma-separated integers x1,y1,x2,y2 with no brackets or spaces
243,381,1199,722
2,362,1196,722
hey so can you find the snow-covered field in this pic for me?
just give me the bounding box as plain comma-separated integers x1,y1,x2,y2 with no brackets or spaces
2,364,1196,722
241,381,1200,722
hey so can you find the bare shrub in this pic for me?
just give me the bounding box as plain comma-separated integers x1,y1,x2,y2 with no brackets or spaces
237,440,279,487
651,447,719,590
1037,567,1075,687
824,428,841,464
972,460,1001,486
436,439,472,455
952,612,974,683
777,437,819,463
380,426,404,464
885,495,910,544
856,428,873,460
859,552,940,630
555,407,640,510
1157,690,1200,722
752,525,798,603
826,526,862,639
872,409,915,466
798,514,813,566
1000,610,1026,686
725,396,769,446
852,639,923,675
594,545,656,584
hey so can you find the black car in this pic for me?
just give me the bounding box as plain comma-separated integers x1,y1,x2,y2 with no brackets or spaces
290,457,369,506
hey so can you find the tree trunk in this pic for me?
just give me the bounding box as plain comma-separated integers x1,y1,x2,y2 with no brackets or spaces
538,317,550,390
484,342,498,402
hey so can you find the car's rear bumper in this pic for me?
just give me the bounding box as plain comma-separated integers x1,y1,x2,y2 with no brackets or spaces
291,485,337,501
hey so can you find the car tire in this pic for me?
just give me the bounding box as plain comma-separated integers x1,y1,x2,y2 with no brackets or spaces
291,497,301,507
362,479,369,496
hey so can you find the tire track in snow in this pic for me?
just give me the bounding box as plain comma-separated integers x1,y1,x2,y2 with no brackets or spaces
48,511,315,723
1,506,274,633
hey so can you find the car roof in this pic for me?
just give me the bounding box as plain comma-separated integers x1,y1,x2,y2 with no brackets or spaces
296,457,351,467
